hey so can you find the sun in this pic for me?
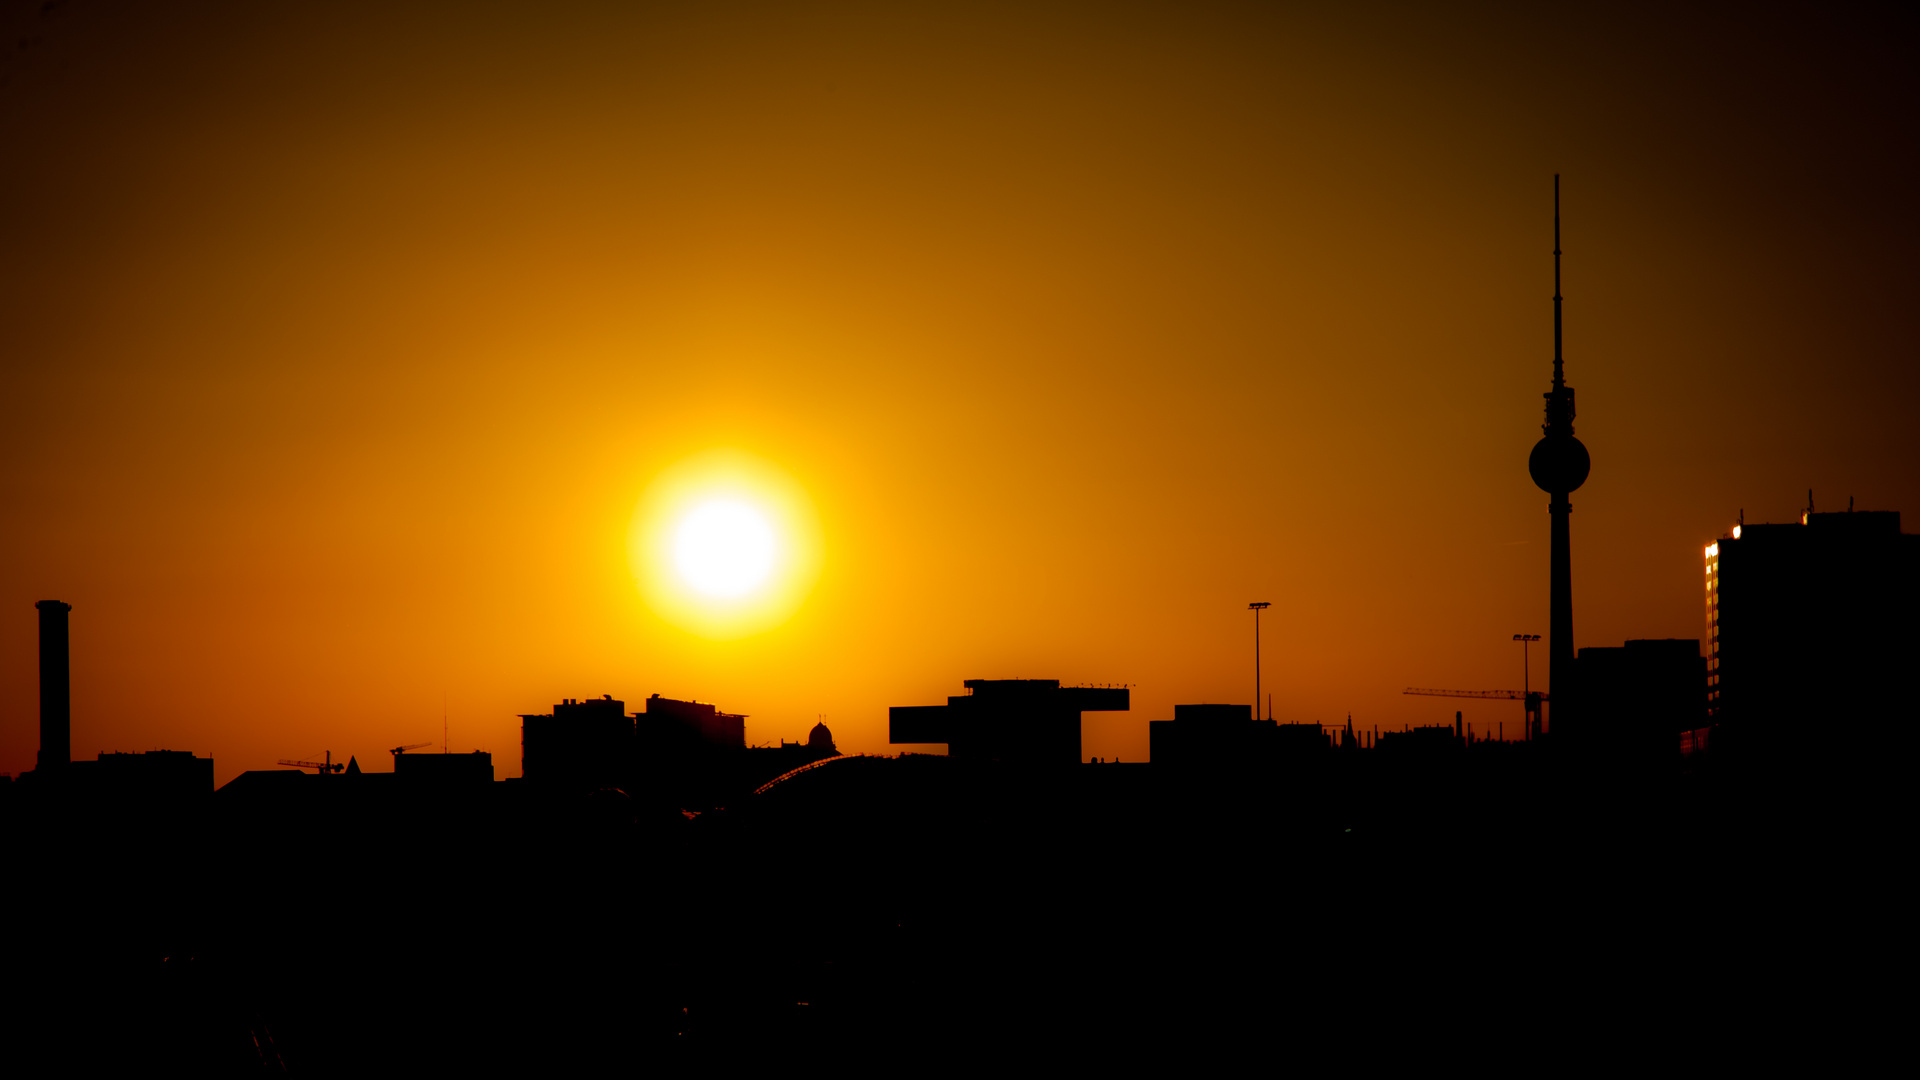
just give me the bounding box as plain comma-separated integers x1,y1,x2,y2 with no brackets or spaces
629,450,823,639
673,500,776,598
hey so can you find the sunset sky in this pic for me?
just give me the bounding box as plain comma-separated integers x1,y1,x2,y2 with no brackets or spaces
4,1,1915,783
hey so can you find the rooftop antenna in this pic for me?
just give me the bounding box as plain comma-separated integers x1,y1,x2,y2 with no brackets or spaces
443,691,448,755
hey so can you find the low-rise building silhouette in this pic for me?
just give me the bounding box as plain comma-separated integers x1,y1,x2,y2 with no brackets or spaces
26,749,221,822
1150,703,1254,766
1374,724,1458,757
640,694,747,755
1148,704,1332,766
521,695,633,792
742,720,840,781
891,679,1130,765
515,690,824,808
636,694,753,807
395,750,495,785
1564,639,1704,771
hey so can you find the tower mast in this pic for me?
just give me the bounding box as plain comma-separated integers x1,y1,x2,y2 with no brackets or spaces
1553,176,1565,389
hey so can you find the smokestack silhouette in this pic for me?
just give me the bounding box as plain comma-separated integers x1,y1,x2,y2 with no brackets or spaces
36,600,71,772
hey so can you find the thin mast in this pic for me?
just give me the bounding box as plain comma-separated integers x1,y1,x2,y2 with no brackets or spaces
1552,174,1564,390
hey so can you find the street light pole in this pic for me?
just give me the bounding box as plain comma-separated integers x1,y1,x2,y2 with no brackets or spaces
1513,633,1541,740
1251,602,1272,720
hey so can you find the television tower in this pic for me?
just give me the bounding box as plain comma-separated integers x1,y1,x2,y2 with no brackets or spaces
1526,176,1590,737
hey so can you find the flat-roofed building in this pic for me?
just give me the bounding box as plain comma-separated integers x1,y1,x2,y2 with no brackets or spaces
521,695,632,792
1565,639,1704,771
396,751,494,786
642,694,746,753
891,679,1129,766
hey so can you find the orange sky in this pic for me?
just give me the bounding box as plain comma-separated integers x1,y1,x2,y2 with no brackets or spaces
3,1,1915,783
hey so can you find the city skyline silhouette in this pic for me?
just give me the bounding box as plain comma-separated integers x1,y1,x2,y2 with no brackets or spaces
1,7,1916,1066
4,4,1916,785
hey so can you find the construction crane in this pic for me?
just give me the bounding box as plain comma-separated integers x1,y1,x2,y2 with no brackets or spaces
389,742,432,760
278,750,345,774
1403,688,1548,741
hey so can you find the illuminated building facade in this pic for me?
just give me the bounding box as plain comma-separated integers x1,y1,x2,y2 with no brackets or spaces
1705,509,1916,758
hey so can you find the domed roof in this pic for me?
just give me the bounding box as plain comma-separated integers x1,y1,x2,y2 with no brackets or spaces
807,721,834,749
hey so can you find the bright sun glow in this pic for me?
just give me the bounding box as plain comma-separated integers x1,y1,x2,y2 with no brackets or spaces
630,450,823,640
674,500,776,597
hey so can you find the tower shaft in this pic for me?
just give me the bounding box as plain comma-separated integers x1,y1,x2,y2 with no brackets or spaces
1548,495,1573,735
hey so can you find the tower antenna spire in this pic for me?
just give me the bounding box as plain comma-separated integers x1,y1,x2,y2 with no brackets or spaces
1553,173,1564,390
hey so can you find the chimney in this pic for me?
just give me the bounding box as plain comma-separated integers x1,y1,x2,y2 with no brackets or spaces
36,601,72,772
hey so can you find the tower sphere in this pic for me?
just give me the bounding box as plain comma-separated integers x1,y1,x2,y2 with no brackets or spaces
1529,434,1590,494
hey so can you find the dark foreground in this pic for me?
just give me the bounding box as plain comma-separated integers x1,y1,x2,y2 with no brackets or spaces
6,750,1892,1072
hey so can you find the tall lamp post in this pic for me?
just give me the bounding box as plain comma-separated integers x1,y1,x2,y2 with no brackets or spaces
1514,633,1541,740
1250,602,1272,720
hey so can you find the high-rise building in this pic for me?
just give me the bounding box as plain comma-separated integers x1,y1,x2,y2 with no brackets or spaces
1705,508,1917,759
